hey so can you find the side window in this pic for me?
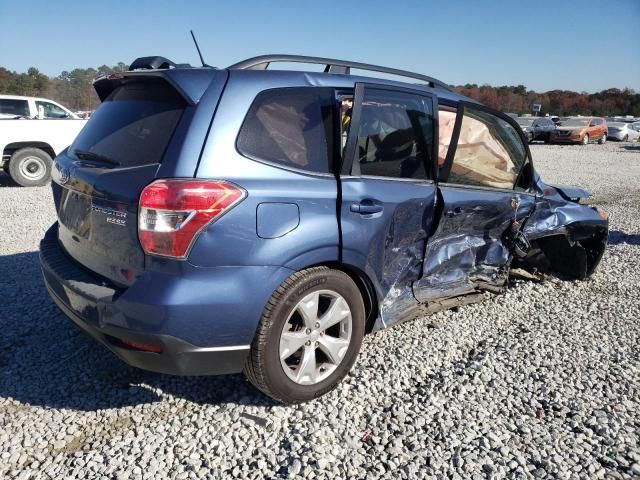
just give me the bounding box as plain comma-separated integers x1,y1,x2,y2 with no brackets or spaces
237,88,333,174
35,101,69,119
0,99,29,117
448,106,527,189
356,88,433,180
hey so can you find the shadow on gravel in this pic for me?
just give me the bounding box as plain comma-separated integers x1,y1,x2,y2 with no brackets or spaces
608,230,640,246
0,172,19,187
622,145,640,152
0,251,272,411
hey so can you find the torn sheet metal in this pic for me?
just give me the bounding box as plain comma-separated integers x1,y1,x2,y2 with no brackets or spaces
370,177,607,332
373,200,428,329
516,180,608,279
412,188,535,304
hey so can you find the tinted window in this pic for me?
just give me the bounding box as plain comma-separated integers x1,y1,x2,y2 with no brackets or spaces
448,106,527,189
0,99,29,117
237,88,333,174
356,89,433,180
71,79,186,167
35,101,68,119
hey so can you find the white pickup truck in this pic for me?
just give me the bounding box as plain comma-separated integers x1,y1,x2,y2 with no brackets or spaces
0,95,88,186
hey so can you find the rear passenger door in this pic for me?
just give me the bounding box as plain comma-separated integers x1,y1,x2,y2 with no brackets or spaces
339,84,438,327
414,102,536,302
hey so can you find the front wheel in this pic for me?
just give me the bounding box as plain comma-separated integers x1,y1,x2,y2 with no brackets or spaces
598,133,607,144
8,148,52,187
244,267,365,403
581,134,590,145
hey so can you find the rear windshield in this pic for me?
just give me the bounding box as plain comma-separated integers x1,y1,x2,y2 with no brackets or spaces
71,79,186,167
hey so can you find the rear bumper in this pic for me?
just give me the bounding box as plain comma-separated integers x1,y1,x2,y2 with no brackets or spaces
44,282,250,375
39,223,292,376
607,131,625,141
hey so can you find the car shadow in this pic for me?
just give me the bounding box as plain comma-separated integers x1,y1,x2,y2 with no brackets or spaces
0,250,274,411
622,144,640,152
0,172,19,187
608,230,640,246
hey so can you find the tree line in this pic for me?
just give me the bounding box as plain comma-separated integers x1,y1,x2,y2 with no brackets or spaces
453,84,640,117
0,64,127,112
1,64,639,117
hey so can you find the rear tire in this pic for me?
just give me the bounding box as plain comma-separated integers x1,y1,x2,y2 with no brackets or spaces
244,266,365,404
8,148,52,187
598,133,607,144
623,135,628,142
581,134,589,145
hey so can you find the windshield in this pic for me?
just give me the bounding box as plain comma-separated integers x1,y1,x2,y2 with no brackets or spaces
561,118,590,127
516,118,534,126
71,79,186,167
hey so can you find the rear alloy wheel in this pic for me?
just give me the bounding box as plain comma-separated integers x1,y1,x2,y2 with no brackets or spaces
8,148,52,187
244,267,365,403
581,134,589,145
598,133,607,144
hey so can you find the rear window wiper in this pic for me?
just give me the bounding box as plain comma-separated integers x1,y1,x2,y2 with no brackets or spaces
74,149,120,166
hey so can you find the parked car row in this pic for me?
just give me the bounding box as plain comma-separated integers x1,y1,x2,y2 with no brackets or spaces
514,113,640,145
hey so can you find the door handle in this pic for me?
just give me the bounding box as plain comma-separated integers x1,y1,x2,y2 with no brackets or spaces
351,202,383,214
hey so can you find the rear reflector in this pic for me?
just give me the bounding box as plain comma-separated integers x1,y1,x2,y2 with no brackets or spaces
139,179,246,259
118,338,163,353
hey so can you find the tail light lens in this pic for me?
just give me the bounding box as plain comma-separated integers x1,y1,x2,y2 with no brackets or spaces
139,179,246,259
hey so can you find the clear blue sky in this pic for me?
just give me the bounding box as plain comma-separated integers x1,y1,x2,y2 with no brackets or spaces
1,0,638,92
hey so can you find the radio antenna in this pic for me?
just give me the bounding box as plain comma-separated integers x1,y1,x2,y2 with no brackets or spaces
190,30,210,67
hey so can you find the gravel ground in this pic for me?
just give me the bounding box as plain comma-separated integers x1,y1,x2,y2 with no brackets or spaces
1,141,639,479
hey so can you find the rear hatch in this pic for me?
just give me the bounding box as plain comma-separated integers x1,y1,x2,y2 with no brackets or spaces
52,71,222,287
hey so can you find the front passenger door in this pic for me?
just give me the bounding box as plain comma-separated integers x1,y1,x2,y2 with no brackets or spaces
414,102,536,302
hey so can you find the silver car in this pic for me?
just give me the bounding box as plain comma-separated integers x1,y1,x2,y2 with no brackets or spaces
607,122,640,142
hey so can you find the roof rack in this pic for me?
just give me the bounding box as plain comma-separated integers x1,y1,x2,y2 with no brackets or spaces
227,54,452,91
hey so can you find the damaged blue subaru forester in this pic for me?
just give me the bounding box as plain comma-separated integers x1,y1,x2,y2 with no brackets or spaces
39,55,608,403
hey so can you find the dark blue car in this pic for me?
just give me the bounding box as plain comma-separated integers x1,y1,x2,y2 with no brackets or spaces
39,55,608,403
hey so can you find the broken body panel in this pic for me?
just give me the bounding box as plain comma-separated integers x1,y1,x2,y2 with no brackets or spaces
340,97,609,331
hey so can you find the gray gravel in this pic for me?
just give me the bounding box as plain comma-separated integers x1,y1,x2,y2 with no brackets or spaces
1,141,639,479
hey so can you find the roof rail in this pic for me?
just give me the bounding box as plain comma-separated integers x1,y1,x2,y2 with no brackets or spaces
227,54,452,91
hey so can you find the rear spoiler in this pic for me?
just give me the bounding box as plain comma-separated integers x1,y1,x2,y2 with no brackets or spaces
93,68,222,105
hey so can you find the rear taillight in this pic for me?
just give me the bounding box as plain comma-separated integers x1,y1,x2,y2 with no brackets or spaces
138,179,246,259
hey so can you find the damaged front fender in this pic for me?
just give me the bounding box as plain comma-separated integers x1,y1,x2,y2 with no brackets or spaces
517,180,608,280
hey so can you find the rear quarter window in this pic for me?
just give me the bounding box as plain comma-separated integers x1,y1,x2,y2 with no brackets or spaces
70,79,186,167
0,99,29,117
237,88,334,174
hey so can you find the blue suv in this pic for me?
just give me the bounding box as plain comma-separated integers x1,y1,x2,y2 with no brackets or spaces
39,55,608,403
